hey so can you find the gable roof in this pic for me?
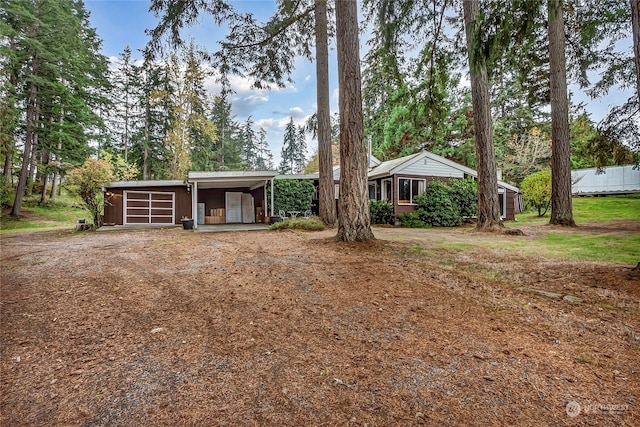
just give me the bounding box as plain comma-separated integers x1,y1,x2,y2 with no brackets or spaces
369,151,519,192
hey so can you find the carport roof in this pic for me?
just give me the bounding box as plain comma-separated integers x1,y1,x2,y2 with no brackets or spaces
187,170,279,189
107,180,185,188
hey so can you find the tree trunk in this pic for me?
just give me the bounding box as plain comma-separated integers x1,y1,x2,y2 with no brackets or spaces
26,139,38,196
11,57,39,216
463,0,502,230
548,0,575,226
335,0,374,242
632,0,640,106
3,151,12,183
50,170,58,201
39,149,49,204
315,0,336,225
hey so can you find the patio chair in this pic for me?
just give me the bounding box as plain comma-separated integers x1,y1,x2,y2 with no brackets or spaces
278,210,288,220
303,210,312,219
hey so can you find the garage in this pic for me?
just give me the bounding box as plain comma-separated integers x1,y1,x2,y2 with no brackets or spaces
124,190,175,225
103,181,192,226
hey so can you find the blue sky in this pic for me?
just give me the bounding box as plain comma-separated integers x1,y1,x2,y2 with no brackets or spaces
85,1,633,167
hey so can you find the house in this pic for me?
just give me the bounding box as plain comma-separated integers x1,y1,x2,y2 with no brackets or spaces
571,165,640,196
103,171,279,228
102,150,520,227
365,151,520,221
301,151,520,221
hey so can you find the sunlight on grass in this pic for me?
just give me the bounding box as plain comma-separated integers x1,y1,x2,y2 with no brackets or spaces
1,193,89,232
515,195,640,224
538,233,640,264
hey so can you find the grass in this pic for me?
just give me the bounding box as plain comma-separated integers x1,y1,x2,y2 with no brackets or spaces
538,233,640,264
269,217,325,231
515,194,640,224
1,193,90,232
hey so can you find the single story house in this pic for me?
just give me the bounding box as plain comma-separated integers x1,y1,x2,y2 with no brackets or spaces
571,165,640,196
366,151,520,221
301,151,520,221
103,150,520,227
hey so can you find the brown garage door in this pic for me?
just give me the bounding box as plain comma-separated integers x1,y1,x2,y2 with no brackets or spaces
124,191,175,224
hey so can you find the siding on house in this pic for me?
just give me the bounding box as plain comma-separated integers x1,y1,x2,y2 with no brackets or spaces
104,184,191,226
368,151,520,221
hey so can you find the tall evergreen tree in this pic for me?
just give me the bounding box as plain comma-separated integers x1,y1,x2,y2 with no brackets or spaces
3,0,108,215
463,0,502,230
335,0,373,242
548,0,575,226
254,127,274,170
279,117,298,174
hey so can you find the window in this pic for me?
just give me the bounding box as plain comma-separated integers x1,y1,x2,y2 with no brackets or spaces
398,178,425,204
368,182,378,200
381,179,392,202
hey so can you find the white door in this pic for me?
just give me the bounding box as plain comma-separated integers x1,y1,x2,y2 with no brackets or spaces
225,192,242,223
241,193,255,223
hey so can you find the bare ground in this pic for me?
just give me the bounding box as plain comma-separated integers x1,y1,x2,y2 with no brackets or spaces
1,222,638,426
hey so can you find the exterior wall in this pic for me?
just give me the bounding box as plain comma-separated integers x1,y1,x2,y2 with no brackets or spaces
369,174,519,221
103,185,191,225
505,189,516,221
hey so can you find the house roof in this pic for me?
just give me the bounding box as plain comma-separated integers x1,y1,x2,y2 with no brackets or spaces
107,180,185,188
368,151,520,192
187,170,279,189
368,153,423,179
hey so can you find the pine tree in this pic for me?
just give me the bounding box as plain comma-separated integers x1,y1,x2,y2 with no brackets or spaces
463,0,503,230
279,117,298,174
335,0,374,242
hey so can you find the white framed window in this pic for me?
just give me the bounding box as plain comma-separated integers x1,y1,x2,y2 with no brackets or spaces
368,181,378,200
398,178,425,205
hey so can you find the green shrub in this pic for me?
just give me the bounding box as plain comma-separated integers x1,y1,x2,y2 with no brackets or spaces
415,181,463,227
269,179,315,213
369,200,395,224
398,211,428,228
521,169,551,216
449,177,478,218
270,217,325,231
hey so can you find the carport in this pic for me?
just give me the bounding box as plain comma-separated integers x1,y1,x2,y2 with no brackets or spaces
187,171,279,229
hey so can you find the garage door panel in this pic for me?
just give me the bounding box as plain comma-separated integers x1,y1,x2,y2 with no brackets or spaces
150,208,172,216
127,200,150,208
151,216,173,224
124,191,175,225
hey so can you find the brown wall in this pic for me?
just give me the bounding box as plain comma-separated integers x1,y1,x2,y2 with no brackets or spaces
371,175,519,221
103,185,191,225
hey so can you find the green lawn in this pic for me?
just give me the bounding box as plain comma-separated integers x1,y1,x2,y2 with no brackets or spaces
515,194,640,224
1,194,90,232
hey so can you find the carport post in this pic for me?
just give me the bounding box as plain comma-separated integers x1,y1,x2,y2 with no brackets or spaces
270,178,274,216
191,180,198,229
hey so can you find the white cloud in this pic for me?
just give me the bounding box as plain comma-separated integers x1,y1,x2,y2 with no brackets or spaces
289,106,305,118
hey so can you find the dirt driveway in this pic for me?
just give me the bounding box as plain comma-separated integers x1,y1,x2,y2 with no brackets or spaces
1,224,638,426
